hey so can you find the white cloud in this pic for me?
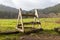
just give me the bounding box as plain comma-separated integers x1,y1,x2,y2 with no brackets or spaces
51,0,60,3
0,0,60,10
12,0,60,10
0,0,14,7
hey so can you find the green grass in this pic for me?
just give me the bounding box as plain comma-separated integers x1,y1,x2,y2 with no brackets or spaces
0,18,60,32
0,18,60,40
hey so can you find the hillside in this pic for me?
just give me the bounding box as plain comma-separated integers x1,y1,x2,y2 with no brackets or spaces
0,4,60,18
42,4,60,14
0,5,18,18
0,5,29,18
29,4,60,18
0,5,18,13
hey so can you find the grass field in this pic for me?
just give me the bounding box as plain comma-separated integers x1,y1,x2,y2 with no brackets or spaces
0,18,60,32
0,18,60,40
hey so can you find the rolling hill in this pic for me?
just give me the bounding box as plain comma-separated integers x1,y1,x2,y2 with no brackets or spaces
0,4,60,18
30,4,60,18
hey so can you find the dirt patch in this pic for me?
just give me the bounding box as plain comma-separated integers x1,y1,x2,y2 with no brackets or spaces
55,20,60,24
19,34,60,40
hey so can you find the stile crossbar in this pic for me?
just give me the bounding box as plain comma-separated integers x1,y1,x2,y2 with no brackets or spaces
16,8,42,33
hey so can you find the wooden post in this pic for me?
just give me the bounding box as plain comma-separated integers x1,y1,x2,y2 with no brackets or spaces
16,8,24,32
35,9,42,28
19,8,24,32
35,9,39,18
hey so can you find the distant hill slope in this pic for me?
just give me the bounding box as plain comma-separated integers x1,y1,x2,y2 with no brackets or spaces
42,4,60,14
0,5,28,18
29,4,60,18
0,5,18,18
0,4,60,18
0,5,18,13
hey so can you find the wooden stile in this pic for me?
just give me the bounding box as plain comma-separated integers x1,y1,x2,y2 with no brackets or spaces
16,8,42,32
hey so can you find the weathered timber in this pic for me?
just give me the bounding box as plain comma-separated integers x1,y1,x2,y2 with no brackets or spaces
54,27,60,33
22,14,36,17
17,22,41,26
24,28,43,34
0,31,19,35
17,27,43,33
16,8,42,32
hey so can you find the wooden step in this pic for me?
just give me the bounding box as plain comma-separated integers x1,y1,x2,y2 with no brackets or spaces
16,28,24,32
16,27,43,33
16,27,37,32
22,14,36,17
17,22,41,26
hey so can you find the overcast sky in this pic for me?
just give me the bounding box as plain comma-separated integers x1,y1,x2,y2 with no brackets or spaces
0,0,60,10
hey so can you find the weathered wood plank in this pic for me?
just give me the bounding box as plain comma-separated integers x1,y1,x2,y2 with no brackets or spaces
22,14,36,17
17,22,41,26
0,31,19,35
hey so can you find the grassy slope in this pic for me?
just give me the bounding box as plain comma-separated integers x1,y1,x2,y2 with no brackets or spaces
0,18,60,40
